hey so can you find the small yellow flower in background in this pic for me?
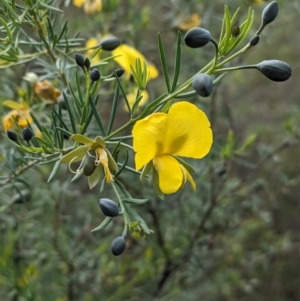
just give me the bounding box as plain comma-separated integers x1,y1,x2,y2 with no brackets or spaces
175,13,202,31
86,37,100,61
125,88,149,111
133,101,213,195
73,0,102,15
33,80,61,103
2,100,32,131
112,44,159,81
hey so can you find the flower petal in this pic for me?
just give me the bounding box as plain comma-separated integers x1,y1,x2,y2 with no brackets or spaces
133,113,167,170
181,165,196,191
73,0,85,8
153,155,184,194
163,101,212,159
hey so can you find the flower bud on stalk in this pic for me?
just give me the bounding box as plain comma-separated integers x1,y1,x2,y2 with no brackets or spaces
257,60,292,82
90,68,101,82
98,198,119,217
184,27,212,48
262,1,279,25
22,128,33,142
99,36,120,51
111,236,126,256
75,54,85,69
192,73,213,97
249,35,260,47
7,130,18,142
85,58,91,70
257,1,279,35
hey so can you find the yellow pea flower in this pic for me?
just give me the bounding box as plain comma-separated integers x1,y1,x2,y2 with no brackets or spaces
112,44,158,81
132,101,213,194
73,0,102,15
2,101,33,131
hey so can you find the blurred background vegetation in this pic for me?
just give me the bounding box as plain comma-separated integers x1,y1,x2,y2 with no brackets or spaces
0,0,300,300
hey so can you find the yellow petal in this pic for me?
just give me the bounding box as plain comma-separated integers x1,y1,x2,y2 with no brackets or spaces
177,13,201,31
153,155,184,194
3,100,28,110
163,101,213,159
73,0,86,7
133,113,167,170
112,44,158,80
2,110,18,131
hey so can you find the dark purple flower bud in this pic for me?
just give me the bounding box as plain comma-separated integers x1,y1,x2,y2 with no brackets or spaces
98,198,119,217
249,35,260,47
184,27,212,48
75,54,85,68
192,73,213,97
7,130,18,142
257,60,292,82
113,68,124,78
111,236,126,256
85,58,91,69
22,128,33,141
262,1,279,25
99,36,120,51
90,68,101,82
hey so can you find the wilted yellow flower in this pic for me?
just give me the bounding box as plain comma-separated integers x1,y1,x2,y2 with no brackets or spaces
2,101,33,131
132,101,213,194
175,13,201,31
112,44,158,80
73,0,102,15
125,88,149,111
33,80,61,103
60,135,118,188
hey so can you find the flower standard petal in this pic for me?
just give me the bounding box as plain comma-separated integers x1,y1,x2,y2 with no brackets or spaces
133,113,167,170
163,101,213,159
153,155,184,194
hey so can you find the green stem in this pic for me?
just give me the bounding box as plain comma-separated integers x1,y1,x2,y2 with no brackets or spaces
111,182,131,226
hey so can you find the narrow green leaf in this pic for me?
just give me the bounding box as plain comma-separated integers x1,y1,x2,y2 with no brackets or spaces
107,84,119,135
115,150,128,177
114,73,131,114
122,198,149,205
114,178,131,198
174,90,197,99
157,33,171,93
47,159,61,183
56,127,72,139
37,2,63,12
89,95,106,136
63,92,77,133
171,31,182,93
91,217,113,232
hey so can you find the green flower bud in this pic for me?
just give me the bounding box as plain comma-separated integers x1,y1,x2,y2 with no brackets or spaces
257,60,291,82
111,236,126,256
249,35,259,47
75,54,85,68
184,27,211,48
99,36,120,51
90,68,101,82
22,128,33,141
231,24,240,37
262,1,279,25
7,130,18,142
82,150,96,176
192,73,213,97
85,58,91,70
98,198,119,217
